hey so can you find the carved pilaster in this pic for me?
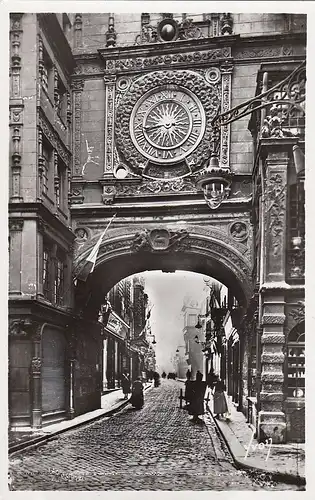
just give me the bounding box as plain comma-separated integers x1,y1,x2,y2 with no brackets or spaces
74,13,82,48
71,79,84,177
53,66,60,109
37,128,45,199
211,14,220,37
264,153,289,283
10,127,23,202
37,35,44,101
220,61,233,169
10,14,23,98
66,91,72,126
54,150,60,207
104,74,116,175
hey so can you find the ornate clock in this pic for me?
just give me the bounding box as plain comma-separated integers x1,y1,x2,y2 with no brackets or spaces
115,70,221,180
130,86,206,164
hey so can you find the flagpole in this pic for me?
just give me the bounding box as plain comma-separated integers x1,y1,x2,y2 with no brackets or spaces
71,212,117,284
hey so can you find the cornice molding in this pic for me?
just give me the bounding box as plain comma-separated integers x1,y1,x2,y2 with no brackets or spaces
9,202,76,243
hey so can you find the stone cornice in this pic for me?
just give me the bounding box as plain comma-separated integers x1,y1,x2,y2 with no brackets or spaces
70,197,252,218
98,34,240,61
9,202,75,243
72,32,305,64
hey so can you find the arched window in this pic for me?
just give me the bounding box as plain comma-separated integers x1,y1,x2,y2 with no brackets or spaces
287,322,305,398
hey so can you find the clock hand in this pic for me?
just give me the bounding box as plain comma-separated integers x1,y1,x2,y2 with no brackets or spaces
143,124,162,131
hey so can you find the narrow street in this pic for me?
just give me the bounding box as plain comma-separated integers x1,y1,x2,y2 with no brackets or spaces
9,380,298,491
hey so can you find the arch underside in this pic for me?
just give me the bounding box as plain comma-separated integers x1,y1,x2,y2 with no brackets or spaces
75,229,253,314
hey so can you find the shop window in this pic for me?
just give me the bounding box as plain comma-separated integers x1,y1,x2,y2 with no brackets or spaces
287,322,305,398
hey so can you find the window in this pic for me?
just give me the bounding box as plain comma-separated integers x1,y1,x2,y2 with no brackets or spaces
188,314,197,327
55,74,67,121
55,158,66,210
54,257,64,305
42,49,53,97
287,322,305,398
43,247,50,299
42,139,52,197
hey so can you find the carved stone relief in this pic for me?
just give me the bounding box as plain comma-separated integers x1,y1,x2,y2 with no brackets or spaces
230,221,248,242
132,229,189,252
266,171,286,261
110,48,231,73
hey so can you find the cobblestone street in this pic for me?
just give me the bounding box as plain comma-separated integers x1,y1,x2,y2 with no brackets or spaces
9,380,299,491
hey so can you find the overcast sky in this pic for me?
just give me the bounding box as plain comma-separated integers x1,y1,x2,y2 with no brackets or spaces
140,271,210,373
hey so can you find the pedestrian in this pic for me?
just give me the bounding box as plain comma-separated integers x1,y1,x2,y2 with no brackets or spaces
130,376,144,409
206,368,218,394
213,378,228,419
188,371,207,423
121,372,131,399
184,370,193,409
153,371,160,387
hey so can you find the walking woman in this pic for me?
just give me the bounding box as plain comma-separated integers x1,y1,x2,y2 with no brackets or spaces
213,378,228,419
121,372,131,399
130,376,144,409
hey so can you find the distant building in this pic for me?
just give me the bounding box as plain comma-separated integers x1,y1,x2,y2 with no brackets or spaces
182,297,204,378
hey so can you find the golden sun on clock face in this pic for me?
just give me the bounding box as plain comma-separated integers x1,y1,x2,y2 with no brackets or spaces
130,86,206,164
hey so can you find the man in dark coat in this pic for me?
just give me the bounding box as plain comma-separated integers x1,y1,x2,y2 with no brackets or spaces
188,371,207,423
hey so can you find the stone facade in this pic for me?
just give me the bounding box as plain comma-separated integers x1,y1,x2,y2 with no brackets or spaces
8,12,305,440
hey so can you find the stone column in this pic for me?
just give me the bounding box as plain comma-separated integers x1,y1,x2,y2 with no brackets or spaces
30,324,42,428
104,73,116,176
258,150,289,443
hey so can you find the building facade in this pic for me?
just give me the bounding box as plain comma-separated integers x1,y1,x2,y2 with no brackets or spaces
9,12,305,441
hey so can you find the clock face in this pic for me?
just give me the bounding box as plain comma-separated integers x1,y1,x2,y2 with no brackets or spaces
130,86,206,164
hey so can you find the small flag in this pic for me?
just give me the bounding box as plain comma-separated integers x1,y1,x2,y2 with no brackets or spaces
74,214,116,282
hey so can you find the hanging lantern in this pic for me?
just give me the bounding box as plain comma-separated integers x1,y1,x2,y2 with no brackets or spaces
196,153,233,210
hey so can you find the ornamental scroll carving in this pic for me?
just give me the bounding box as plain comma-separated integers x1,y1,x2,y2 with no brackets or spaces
115,70,221,177
112,49,229,73
266,171,286,259
114,178,198,196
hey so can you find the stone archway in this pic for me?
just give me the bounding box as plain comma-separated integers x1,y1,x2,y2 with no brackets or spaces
74,224,253,313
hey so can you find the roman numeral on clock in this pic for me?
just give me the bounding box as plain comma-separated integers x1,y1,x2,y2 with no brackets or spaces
162,150,175,159
144,145,158,157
